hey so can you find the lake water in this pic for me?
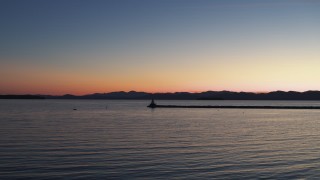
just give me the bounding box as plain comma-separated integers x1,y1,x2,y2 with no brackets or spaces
1,100,320,179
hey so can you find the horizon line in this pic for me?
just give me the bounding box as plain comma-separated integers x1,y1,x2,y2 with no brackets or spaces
2,89,320,96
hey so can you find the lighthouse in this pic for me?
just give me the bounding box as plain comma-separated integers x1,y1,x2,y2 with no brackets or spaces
147,99,157,108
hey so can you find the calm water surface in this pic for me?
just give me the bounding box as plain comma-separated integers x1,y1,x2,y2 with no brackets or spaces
1,100,320,179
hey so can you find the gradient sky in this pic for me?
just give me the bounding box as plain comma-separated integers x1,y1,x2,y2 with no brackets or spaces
1,0,320,95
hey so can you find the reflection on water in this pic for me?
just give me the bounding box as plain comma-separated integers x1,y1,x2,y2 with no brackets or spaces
1,100,320,179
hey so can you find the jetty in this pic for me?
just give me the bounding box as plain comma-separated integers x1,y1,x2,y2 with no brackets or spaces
147,100,320,109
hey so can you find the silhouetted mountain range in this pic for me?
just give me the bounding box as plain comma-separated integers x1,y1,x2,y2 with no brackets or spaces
45,90,320,100
3,91,320,100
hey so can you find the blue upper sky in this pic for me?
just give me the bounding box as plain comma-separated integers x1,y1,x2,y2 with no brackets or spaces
1,0,318,58
1,0,320,94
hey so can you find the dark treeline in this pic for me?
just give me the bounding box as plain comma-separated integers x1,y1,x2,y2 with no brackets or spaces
0,95,45,99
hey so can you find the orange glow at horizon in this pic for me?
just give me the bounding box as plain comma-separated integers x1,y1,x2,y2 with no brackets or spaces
1,54,320,95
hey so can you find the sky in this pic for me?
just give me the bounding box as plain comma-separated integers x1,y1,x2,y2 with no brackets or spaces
0,0,320,95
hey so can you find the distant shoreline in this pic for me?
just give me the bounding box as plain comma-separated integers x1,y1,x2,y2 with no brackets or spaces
2,90,320,100
0,95,45,99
